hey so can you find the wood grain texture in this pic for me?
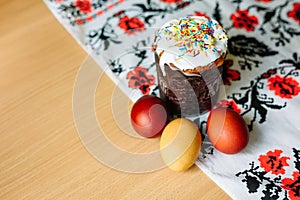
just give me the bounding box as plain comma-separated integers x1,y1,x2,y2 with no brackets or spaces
0,1,231,199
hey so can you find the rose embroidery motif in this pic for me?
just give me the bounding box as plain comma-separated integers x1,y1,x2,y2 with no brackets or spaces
281,171,300,200
287,3,300,25
231,10,259,32
258,149,290,175
75,0,92,13
118,16,145,35
268,75,300,99
222,59,240,86
126,66,155,95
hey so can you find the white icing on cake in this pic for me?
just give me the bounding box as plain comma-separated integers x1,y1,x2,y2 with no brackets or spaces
154,16,228,73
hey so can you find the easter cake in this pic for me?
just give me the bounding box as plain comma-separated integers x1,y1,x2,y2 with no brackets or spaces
153,16,228,116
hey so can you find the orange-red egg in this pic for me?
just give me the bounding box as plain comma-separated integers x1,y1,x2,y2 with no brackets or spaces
207,107,249,154
131,95,170,138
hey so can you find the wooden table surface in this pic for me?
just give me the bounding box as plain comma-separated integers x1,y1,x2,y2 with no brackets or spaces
0,1,231,199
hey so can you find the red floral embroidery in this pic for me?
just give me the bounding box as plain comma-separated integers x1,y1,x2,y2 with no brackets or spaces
268,75,300,99
261,69,276,79
118,16,145,35
126,66,155,95
86,16,93,22
287,3,300,25
222,59,240,86
215,100,241,114
75,0,92,13
258,149,290,175
177,1,190,9
193,11,210,19
281,171,300,200
231,10,259,32
76,19,84,25
160,0,181,3
255,0,272,3
113,10,125,17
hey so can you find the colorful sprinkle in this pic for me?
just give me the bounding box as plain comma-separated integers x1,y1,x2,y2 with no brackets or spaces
161,16,227,57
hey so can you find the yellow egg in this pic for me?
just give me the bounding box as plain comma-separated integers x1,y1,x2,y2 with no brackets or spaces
160,118,202,172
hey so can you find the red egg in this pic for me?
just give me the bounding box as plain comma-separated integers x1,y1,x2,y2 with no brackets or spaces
207,107,249,154
131,95,170,138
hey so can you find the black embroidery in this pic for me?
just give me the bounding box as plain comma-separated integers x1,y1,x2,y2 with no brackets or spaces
236,148,300,200
228,35,278,70
293,148,300,172
228,52,300,131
